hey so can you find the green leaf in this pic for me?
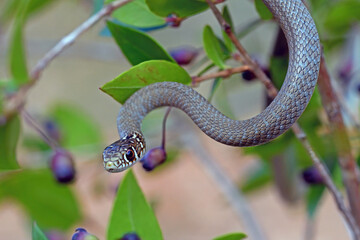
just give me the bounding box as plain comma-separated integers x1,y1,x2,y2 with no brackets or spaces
308,0,329,13
208,77,222,102
1,0,56,23
32,222,49,240
324,0,360,35
110,0,166,28
241,162,272,193
213,232,247,240
243,131,294,161
269,56,288,89
0,169,81,229
254,0,273,20
101,60,191,104
306,185,325,218
107,21,174,66
8,0,30,85
213,80,236,119
22,135,51,152
145,0,208,18
49,104,102,151
6,0,56,85
0,115,20,170
305,157,337,218
0,91,3,115
203,25,227,69
222,6,234,52
107,170,163,240
92,0,103,14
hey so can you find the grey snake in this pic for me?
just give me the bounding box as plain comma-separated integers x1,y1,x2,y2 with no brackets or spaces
103,0,321,172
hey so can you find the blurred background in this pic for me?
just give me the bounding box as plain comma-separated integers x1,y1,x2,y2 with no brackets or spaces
0,0,359,239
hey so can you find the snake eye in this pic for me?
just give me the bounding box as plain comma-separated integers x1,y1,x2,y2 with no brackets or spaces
125,149,135,162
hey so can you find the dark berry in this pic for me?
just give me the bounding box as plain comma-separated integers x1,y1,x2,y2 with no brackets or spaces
169,46,198,65
338,59,353,83
141,147,166,171
302,166,323,185
120,232,141,240
43,119,61,142
50,148,75,184
242,70,256,81
357,83,360,93
72,228,98,240
165,14,181,27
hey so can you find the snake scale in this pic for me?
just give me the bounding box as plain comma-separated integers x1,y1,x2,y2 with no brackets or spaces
103,0,321,172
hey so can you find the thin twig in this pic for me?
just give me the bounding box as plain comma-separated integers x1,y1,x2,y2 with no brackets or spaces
30,0,133,80
292,124,360,239
332,80,360,129
4,0,133,121
205,0,360,238
161,107,172,149
317,54,360,235
21,109,58,149
192,65,250,84
205,0,277,98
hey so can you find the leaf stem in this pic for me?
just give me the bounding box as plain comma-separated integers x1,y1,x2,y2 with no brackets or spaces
21,109,58,149
161,107,172,149
205,0,277,98
192,65,250,84
292,123,360,239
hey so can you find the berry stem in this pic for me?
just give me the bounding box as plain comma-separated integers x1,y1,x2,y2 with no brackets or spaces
21,109,58,149
161,107,172,149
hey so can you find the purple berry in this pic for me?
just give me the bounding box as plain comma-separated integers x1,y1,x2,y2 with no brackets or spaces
165,14,181,27
242,67,271,82
50,148,75,184
141,147,166,171
338,59,353,82
242,70,256,81
120,232,141,240
46,230,65,240
302,166,323,185
169,46,198,65
43,119,61,142
72,228,98,240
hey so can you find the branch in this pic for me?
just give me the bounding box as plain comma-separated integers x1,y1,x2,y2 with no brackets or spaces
3,0,133,122
21,109,58,149
192,65,250,84
206,1,360,237
332,81,360,129
205,0,277,98
292,124,360,239
317,54,360,232
30,0,133,80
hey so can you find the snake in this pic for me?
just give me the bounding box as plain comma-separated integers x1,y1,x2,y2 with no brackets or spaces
102,0,321,173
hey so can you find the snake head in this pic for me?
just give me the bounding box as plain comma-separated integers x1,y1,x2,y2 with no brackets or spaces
103,132,146,173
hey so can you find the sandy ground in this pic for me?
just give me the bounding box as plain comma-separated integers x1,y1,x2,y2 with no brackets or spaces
0,0,351,239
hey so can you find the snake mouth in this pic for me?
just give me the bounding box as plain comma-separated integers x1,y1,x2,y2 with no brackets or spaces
103,158,136,173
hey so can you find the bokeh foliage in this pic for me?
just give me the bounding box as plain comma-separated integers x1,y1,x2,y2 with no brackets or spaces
1,0,359,239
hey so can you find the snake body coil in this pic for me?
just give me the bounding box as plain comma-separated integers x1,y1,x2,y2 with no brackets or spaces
103,0,321,172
